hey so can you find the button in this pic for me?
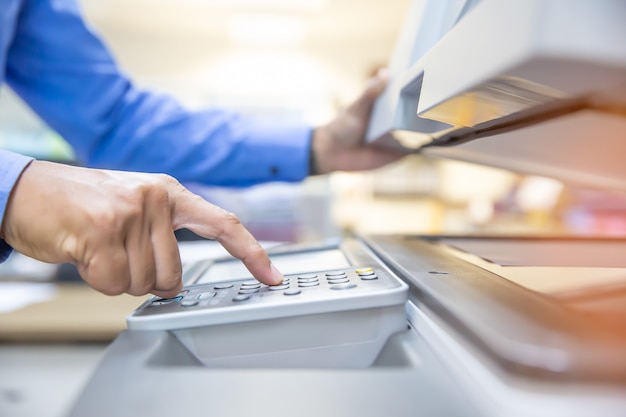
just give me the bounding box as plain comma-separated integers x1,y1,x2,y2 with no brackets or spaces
355,268,373,274
360,274,378,281
197,292,217,300
325,271,347,277
284,289,302,296
330,283,357,290
233,294,250,302
327,278,349,284
242,280,260,286
214,283,234,290
358,271,376,276
181,300,199,307
238,288,260,294
240,283,261,289
298,281,319,288
297,274,318,279
269,284,289,291
297,277,319,283
151,296,182,306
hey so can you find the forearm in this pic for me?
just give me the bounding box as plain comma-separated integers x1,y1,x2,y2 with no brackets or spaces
7,0,313,187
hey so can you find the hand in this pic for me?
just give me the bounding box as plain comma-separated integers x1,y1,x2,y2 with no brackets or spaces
311,68,407,175
1,161,283,297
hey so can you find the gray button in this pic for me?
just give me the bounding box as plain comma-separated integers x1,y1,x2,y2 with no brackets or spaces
269,284,289,291
327,278,349,284
297,277,319,283
240,283,261,289
238,288,260,294
233,294,250,302
325,272,347,277
197,292,217,300
242,280,260,286
181,299,199,307
330,283,357,290
214,283,234,290
360,275,379,280
284,289,302,296
298,281,319,288
358,271,376,277
297,274,318,279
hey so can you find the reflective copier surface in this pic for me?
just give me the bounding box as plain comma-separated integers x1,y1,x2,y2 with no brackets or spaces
69,236,626,417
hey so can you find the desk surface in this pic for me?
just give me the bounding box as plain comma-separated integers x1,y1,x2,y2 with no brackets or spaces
0,282,146,342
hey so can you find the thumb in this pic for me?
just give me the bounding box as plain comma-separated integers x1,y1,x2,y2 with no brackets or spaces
346,68,389,118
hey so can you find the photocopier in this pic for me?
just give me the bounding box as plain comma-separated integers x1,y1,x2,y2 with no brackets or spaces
68,1,626,416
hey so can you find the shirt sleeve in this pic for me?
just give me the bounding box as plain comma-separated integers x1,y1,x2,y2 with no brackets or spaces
0,150,34,261
5,0,313,187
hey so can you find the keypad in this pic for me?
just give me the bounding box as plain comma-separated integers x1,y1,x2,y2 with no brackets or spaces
144,267,387,312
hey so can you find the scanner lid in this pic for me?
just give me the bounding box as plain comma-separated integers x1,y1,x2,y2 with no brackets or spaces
368,0,626,192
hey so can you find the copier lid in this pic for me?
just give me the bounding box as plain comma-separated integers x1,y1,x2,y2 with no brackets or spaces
368,0,626,192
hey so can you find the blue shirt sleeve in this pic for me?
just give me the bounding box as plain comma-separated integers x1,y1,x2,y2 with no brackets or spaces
0,149,34,261
5,0,313,187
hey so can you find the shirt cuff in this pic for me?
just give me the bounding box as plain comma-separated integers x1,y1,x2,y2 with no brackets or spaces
0,150,35,261
234,118,314,184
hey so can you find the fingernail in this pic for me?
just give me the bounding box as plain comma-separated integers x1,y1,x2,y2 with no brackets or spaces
270,263,284,285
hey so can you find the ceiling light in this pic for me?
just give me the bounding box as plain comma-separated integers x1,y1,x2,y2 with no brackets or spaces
228,14,306,46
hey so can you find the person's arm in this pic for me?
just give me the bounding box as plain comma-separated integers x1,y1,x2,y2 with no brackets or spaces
6,0,312,187
1,159,284,296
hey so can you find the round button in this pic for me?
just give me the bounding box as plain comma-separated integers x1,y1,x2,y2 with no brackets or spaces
327,278,349,284
360,275,378,281
214,283,234,290
240,283,261,289
238,288,260,294
297,274,318,279
233,294,250,302
298,281,319,288
297,277,319,283
330,283,357,290
358,271,376,277
181,300,199,307
284,289,302,296
197,292,217,300
355,268,373,274
269,284,289,291
242,280,260,286
325,271,347,277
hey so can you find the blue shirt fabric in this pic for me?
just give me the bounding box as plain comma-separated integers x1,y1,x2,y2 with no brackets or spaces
0,0,313,260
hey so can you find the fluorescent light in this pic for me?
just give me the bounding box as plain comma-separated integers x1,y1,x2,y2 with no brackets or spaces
203,0,328,11
228,14,306,46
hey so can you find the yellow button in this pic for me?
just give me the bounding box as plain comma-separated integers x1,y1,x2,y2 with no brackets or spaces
355,267,373,274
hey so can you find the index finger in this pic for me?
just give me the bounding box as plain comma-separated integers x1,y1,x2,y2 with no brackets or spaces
170,186,283,286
